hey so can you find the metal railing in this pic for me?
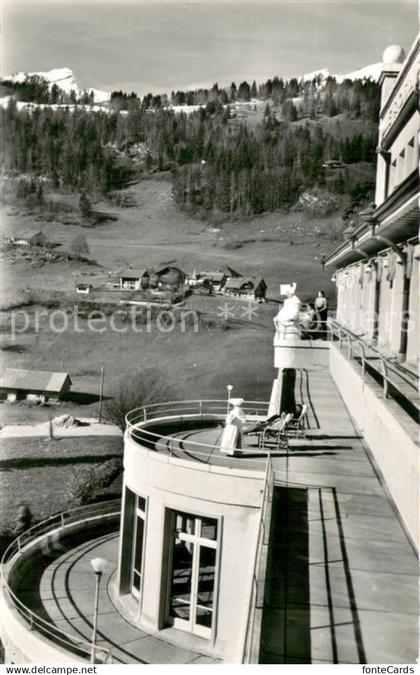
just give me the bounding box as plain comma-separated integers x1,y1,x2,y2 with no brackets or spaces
126,398,270,425
242,453,274,663
126,399,271,462
330,320,419,419
1,500,121,663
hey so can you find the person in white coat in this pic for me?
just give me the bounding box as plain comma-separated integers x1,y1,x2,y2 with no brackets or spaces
220,398,248,455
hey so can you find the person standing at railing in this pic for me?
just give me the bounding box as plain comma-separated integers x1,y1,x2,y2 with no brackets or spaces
221,398,254,455
300,303,318,339
314,291,328,340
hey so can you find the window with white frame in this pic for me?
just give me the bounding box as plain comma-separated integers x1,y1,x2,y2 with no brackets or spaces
131,495,146,599
167,510,219,639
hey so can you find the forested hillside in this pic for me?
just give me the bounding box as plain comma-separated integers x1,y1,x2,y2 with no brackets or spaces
0,74,96,105
1,73,380,217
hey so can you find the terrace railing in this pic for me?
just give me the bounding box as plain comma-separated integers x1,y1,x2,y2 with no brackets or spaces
330,320,419,423
242,452,274,663
126,399,271,462
1,499,121,664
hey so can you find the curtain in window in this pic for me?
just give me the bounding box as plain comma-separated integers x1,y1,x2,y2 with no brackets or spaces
386,251,397,283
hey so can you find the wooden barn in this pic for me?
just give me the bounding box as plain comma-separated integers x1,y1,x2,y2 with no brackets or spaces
119,269,150,291
10,231,49,247
223,277,267,302
0,369,72,403
202,272,227,293
152,266,186,291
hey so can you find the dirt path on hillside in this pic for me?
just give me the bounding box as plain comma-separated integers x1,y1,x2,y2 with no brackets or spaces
0,418,122,438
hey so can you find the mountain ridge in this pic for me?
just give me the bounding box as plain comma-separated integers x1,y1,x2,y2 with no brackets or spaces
2,67,110,104
300,62,383,83
2,60,384,107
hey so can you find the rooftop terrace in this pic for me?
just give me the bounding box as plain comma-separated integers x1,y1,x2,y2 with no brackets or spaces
2,369,417,664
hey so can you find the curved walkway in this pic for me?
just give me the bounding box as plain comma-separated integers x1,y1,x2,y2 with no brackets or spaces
14,532,219,664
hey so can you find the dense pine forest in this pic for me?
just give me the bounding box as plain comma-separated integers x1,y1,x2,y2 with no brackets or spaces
1,73,380,217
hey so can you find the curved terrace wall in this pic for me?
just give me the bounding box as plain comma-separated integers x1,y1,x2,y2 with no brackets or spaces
1,507,120,664
118,412,268,662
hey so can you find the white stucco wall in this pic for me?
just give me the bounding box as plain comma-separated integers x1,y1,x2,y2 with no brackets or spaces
406,252,419,364
0,598,86,664
120,431,266,662
329,344,419,550
360,268,376,338
387,112,419,194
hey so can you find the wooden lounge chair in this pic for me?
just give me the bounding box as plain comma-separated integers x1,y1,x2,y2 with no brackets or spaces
287,403,308,438
258,413,293,449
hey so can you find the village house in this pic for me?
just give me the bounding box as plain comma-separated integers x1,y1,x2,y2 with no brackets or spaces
119,266,185,293
9,231,49,247
202,271,227,293
153,266,186,291
185,270,203,287
75,283,93,295
220,264,242,278
187,266,242,294
119,269,150,291
0,368,72,403
223,276,267,302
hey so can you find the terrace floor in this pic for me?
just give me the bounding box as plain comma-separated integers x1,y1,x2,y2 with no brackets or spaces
14,370,418,663
15,532,220,664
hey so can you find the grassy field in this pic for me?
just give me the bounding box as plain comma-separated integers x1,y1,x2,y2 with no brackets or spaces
1,177,337,419
1,177,336,300
1,298,277,423
0,435,123,531
0,176,339,528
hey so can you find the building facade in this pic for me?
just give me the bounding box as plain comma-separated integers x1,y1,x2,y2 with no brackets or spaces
325,39,419,365
0,368,72,402
324,37,419,549
115,409,266,662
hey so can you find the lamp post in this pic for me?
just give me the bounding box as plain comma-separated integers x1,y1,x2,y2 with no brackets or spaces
226,384,233,414
90,557,107,664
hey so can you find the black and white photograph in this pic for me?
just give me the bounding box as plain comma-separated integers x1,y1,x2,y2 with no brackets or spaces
0,0,418,667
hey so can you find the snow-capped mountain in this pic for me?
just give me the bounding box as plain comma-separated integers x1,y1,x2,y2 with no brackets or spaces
300,68,331,82
337,62,383,83
300,62,382,84
2,67,110,104
1,61,383,115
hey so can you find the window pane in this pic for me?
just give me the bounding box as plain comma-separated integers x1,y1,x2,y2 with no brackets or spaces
195,607,213,628
133,516,144,573
170,540,193,620
132,570,141,591
197,545,216,607
137,496,146,512
200,517,217,541
175,513,195,536
171,598,190,621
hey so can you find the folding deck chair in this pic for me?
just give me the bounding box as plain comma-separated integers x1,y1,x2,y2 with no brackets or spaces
257,413,293,449
287,403,308,438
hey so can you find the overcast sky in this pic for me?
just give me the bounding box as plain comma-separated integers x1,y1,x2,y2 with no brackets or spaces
2,1,417,95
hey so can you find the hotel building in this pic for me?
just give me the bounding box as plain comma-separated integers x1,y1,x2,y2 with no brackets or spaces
1,38,418,665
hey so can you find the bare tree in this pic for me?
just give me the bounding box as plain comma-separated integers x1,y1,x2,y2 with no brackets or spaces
103,368,173,430
68,458,122,506
79,192,92,220
71,234,90,259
